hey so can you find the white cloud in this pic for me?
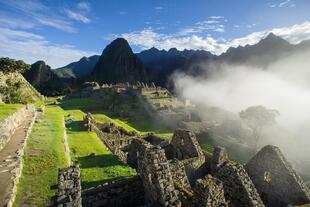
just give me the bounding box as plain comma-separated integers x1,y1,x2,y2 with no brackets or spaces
108,21,310,55
77,2,91,11
178,18,226,36
65,9,91,24
279,0,291,7
154,6,163,10
209,16,224,19
0,0,76,32
0,27,95,68
268,0,294,8
0,16,35,29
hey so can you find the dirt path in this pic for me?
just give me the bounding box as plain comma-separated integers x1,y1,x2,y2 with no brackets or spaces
63,117,71,166
0,111,35,206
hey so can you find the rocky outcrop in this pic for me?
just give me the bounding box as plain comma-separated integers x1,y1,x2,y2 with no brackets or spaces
23,61,69,96
91,38,150,84
245,145,310,206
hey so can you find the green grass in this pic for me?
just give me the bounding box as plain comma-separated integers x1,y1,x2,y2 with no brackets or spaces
60,97,173,137
14,105,68,207
64,109,136,189
0,103,23,121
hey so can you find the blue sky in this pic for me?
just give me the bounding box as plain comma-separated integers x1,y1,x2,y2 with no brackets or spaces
0,0,310,68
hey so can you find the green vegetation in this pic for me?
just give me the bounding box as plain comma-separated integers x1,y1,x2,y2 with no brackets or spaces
0,57,30,74
63,109,136,189
61,97,173,136
14,106,68,207
0,103,23,121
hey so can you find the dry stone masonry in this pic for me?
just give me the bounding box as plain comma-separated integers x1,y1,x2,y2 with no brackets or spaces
245,145,310,207
56,116,310,207
192,175,227,207
57,166,82,207
0,105,35,152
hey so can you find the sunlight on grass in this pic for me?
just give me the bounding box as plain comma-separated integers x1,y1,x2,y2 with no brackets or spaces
0,103,23,121
64,109,136,189
14,105,68,207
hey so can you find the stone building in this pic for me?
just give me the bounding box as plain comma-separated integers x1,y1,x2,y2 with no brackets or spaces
56,118,310,207
245,145,310,207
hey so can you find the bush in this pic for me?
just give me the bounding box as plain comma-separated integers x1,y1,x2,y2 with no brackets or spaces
0,57,30,74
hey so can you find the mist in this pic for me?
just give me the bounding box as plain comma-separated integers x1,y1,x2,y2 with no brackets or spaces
173,49,310,174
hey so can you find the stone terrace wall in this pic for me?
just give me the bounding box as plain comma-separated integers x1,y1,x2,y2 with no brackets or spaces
56,166,82,207
88,120,129,163
0,105,34,152
3,104,36,207
81,176,144,207
215,162,264,207
245,145,310,206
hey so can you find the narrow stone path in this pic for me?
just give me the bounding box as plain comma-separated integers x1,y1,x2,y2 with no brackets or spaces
63,117,71,166
0,110,35,206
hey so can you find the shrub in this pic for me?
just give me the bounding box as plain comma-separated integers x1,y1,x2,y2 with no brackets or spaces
0,57,30,74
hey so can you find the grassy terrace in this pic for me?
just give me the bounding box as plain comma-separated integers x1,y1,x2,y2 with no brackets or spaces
14,105,68,207
61,98,173,137
63,109,136,189
0,103,23,121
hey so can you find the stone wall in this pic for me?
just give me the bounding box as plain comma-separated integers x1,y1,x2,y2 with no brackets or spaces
192,175,227,207
137,142,181,206
245,145,310,206
3,104,36,207
215,161,264,207
56,166,82,207
81,176,144,207
0,105,35,152
170,129,204,160
169,159,191,189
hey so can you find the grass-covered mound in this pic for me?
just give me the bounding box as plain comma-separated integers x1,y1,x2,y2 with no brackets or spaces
64,109,136,188
0,103,23,122
14,105,68,206
61,97,173,136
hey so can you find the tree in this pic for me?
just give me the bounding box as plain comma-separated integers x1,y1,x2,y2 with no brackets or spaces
0,57,30,74
239,105,279,149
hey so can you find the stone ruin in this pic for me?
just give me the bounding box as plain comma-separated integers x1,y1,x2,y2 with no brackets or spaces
56,116,310,207
245,145,310,206
56,166,82,207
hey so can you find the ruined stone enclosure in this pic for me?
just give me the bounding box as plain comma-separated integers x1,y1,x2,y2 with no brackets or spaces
56,114,310,207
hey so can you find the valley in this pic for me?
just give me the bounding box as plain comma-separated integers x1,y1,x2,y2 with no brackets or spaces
0,32,310,206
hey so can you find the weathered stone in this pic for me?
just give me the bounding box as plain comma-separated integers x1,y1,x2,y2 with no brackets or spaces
245,145,310,206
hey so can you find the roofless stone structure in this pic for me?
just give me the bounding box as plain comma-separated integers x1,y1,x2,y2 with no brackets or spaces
56,115,310,207
245,145,310,207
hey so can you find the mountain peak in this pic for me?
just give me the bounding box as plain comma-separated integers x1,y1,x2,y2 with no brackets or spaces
91,38,149,84
260,33,289,45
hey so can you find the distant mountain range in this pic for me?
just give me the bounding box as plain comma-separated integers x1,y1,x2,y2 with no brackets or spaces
42,33,310,88
54,55,100,79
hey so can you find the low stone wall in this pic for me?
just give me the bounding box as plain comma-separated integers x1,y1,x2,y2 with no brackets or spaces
81,176,144,207
4,105,36,207
56,166,82,207
0,105,34,152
